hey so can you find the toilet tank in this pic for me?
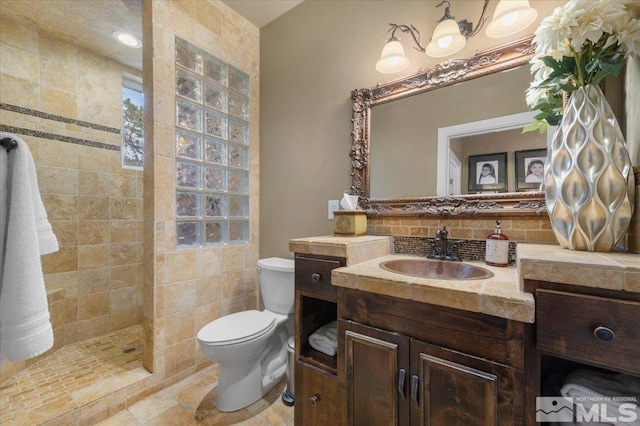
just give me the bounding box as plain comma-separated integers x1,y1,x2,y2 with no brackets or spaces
258,257,295,315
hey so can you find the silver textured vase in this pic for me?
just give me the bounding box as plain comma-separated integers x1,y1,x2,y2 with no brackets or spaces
544,84,635,252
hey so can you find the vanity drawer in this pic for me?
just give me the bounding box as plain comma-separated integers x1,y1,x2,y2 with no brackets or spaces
295,254,344,300
536,289,640,375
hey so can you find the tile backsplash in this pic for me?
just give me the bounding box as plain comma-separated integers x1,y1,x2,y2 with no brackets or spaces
393,235,517,264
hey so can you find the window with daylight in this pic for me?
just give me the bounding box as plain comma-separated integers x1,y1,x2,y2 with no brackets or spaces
174,37,250,248
121,78,144,169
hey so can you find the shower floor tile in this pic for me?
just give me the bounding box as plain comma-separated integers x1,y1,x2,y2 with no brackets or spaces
0,324,144,425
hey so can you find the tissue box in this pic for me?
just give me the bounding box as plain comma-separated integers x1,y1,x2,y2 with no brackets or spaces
333,210,367,236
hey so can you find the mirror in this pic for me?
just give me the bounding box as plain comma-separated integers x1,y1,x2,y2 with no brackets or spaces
351,36,550,218
370,67,548,198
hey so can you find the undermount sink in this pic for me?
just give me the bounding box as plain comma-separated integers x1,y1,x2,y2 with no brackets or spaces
379,258,494,280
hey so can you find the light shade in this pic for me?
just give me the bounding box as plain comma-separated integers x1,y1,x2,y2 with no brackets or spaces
376,38,410,74
486,0,537,38
425,19,466,58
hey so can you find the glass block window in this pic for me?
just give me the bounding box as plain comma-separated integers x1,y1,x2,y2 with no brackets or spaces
175,37,250,248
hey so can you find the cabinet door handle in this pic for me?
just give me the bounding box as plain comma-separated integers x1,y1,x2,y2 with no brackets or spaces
397,368,407,400
311,273,321,283
410,374,419,408
593,326,615,342
309,395,319,406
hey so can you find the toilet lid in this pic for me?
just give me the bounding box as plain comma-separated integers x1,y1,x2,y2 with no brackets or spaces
197,310,276,345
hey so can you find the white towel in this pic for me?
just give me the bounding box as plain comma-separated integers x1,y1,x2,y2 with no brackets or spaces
0,133,58,365
560,369,640,425
308,321,338,357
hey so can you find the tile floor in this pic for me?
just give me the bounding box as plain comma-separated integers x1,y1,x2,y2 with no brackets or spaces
0,325,146,425
96,365,294,425
1,323,294,425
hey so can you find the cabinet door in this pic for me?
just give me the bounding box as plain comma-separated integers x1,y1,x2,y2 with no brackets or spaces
342,320,411,426
411,340,515,426
295,361,338,426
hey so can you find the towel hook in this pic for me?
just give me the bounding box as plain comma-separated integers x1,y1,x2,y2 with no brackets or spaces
1,137,18,153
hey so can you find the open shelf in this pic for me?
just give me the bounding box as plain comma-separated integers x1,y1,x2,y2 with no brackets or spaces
300,345,337,374
298,295,337,375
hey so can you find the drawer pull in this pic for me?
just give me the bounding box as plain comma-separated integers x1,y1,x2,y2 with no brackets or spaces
311,273,321,283
410,374,419,408
309,395,319,406
594,326,615,342
397,368,406,400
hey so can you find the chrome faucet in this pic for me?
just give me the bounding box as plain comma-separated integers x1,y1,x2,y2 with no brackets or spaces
428,226,462,262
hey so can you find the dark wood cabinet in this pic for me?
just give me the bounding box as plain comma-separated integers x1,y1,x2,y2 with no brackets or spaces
535,288,640,376
411,340,515,426
522,280,640,425
338,289,527,425
295,361,338,425
294,253,345,425
342,320,410,426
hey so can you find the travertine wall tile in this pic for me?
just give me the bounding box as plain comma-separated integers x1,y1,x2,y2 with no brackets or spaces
0,24,145,363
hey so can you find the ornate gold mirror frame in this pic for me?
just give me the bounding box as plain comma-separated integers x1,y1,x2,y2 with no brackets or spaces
350,35,548,218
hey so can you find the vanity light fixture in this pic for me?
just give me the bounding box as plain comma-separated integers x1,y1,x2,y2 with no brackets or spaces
112,31,142,48
376,0,537,73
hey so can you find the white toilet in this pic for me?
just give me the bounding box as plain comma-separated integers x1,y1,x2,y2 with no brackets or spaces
197,257,295,412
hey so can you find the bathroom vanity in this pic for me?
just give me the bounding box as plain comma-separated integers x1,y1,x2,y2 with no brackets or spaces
290,236,640,425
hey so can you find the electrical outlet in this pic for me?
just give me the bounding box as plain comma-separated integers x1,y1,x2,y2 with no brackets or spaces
328,200,340,220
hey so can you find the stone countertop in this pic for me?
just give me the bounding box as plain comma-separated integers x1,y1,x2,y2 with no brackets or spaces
289,235,393,265
291,237,639,325
517,243,640,293
332,254,535,323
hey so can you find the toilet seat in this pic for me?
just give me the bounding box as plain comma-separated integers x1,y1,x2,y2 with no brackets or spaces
197,310,276,346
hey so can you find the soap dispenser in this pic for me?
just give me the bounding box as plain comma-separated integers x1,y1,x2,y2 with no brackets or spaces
485,220,509,267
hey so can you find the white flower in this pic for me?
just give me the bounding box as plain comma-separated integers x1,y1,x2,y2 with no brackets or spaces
526,0,640,133
525,82,548,108
612,10,640,56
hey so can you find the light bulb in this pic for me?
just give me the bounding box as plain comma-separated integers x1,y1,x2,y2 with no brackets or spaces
501,11,519,26
437,36,453,49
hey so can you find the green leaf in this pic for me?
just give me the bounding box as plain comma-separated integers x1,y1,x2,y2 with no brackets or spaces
547,115,562,126
561,55,576,69
585,58,600,74
599,58,624,76
523,120,551,134
591,70,609,85
540,56,563,72
559,83,577,92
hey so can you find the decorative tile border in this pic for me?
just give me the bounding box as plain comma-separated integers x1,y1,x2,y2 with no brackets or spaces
0,103,121,134
0,125,120,151
394,235,517,264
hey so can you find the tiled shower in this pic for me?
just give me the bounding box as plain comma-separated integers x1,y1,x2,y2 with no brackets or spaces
0,16,144,382
0,0,261,423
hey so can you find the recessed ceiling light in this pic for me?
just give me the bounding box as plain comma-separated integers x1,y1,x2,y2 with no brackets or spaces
112,31,142,48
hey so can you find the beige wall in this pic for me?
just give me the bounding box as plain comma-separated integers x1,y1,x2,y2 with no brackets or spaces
142,0,260,378
0,17,144,379
260,0,567,258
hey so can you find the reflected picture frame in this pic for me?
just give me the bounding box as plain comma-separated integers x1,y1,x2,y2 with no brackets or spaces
468,152,507,193
515,148,547,191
